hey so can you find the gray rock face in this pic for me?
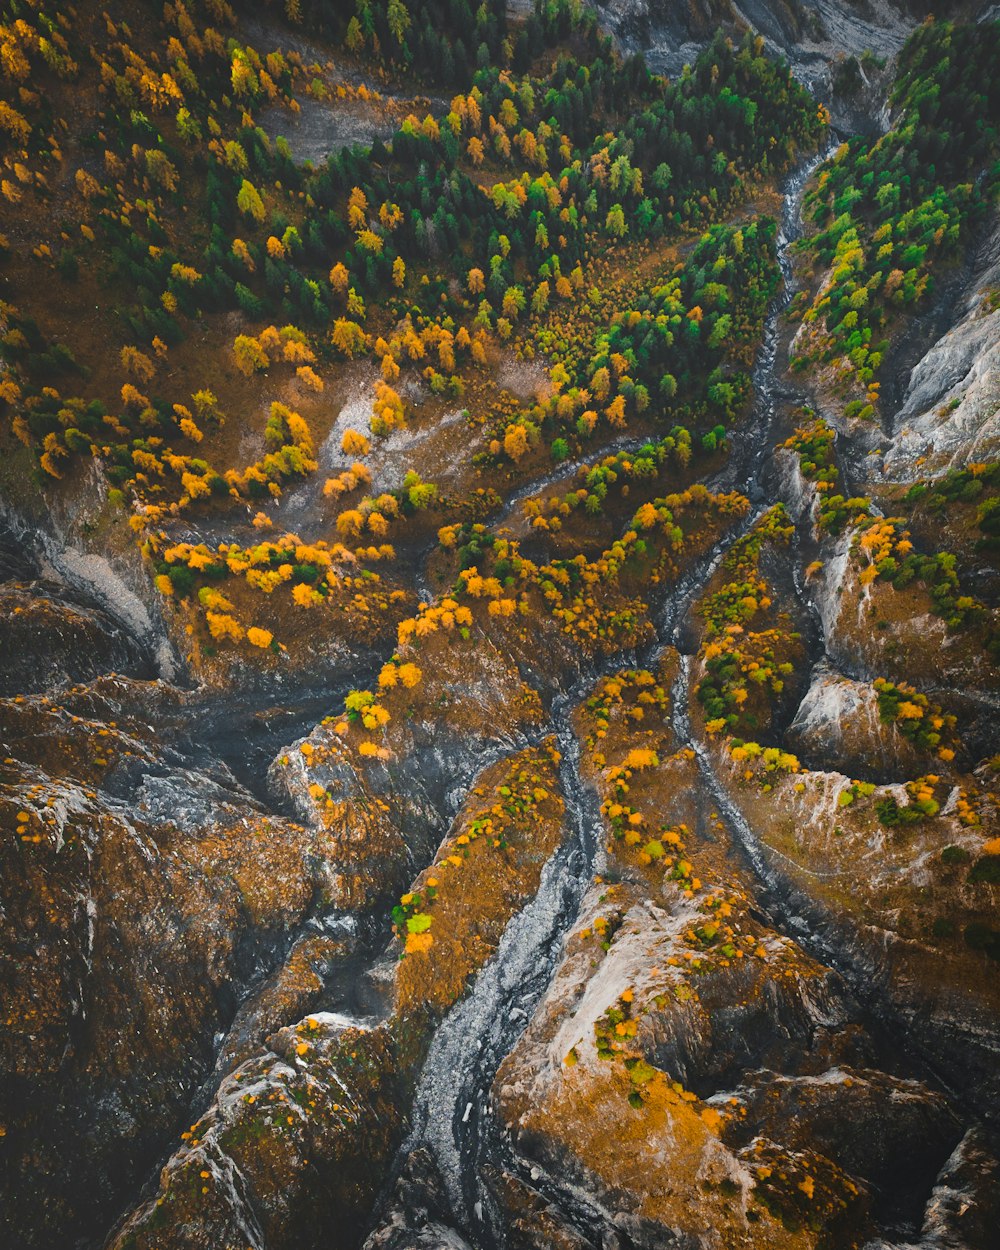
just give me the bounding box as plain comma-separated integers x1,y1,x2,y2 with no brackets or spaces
787,661,918,776
258,99,399,163
132,762,264,829
774,444,821,526
886,308,1000,476
721,1068,962,1226
363,1149,476,1250
884,217,1000,478
593,0,912,110
867,1128,1000,1250
0,665,377,1249
643,957,874,1095
0,581,154,694
0,480,181,683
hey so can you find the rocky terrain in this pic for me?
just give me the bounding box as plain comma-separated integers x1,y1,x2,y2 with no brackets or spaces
0,2,998,1249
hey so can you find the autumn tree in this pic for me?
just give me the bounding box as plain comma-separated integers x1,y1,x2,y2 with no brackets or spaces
331,319,366,357
606,203,627,237
234,335,269,375
503,423,529,461
121,345,156,384
342,428,370,457
237,178,265,222
387,0,411,47
329,262,349,296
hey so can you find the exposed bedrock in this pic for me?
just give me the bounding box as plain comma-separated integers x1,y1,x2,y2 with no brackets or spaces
884,216,1000,480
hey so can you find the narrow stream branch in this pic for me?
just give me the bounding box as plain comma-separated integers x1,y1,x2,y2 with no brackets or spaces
379,147,834,1249
399,684,605,1239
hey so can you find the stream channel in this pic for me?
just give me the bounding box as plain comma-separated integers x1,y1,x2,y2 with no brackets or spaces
381,148,835,1249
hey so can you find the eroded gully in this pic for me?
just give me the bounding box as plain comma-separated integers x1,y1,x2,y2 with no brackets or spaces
380,147,836,1249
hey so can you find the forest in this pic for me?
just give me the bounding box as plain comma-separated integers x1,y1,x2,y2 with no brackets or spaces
1,3,999,1250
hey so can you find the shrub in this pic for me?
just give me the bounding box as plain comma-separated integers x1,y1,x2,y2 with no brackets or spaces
964,923,1000,961
969,856,1000,885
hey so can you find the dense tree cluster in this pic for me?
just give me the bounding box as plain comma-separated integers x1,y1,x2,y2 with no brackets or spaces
248,0,590,86
904,462,1000,554
695,506,801,740
791,18,1000,404
0,0,825,661
590,221,780,427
